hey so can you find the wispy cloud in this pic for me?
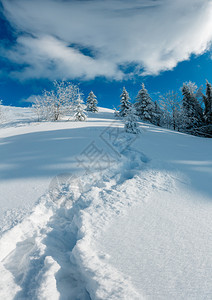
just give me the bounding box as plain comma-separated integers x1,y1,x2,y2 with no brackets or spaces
1,0,212,81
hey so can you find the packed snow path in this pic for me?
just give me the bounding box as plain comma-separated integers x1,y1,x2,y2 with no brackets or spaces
0,107,212,299
0,147,149,299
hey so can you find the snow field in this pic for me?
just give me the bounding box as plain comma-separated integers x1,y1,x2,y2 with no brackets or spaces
0,106,212,299
0,141,150,299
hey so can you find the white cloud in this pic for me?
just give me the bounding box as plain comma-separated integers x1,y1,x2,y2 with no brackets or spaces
20,94,38,104
3,35,122,80
1,0,212,80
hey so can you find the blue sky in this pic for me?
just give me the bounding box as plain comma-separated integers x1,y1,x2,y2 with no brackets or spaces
0,0,212,108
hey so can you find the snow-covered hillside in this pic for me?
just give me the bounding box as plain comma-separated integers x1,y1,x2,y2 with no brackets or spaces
0,106,212,299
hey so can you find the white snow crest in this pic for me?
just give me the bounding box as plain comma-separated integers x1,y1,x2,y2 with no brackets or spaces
69,154,175,299
36,256,60,300
70,187,142,299
0,262,21,299
72,241,141,300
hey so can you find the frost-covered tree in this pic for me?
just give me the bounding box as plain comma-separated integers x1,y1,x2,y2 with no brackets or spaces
53,80,79,119
124,105,140,134
135,83,154,123
181,82,204,131
32,81,79,121
118,87,131,117
159,91,181,130
74,93,87,121
86,91,98,112
32,95,48,121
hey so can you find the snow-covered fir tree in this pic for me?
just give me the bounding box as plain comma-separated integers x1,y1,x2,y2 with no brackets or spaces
134,83,154,123
86,91,98,112
200,80,212,137
74,93,87,121
152,101,162,127
181,82,204,132
118,87,131,117
124,105,140,134
113,107,120,118
204,80,212,124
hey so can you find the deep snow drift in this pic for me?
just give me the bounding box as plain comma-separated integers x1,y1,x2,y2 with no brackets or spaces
0,106,212,299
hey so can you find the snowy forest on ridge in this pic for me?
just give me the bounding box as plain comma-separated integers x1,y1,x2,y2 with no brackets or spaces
0,79,212,137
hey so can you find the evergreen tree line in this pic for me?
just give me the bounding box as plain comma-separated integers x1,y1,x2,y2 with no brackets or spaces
117,81,212,137
1,79,211,137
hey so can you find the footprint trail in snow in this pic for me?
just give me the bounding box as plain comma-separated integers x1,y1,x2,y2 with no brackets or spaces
0,144,171,300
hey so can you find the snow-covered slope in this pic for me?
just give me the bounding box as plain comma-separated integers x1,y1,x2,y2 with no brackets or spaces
0,106,212,299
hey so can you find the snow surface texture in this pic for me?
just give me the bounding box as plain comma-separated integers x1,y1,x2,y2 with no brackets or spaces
0,106,212,299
